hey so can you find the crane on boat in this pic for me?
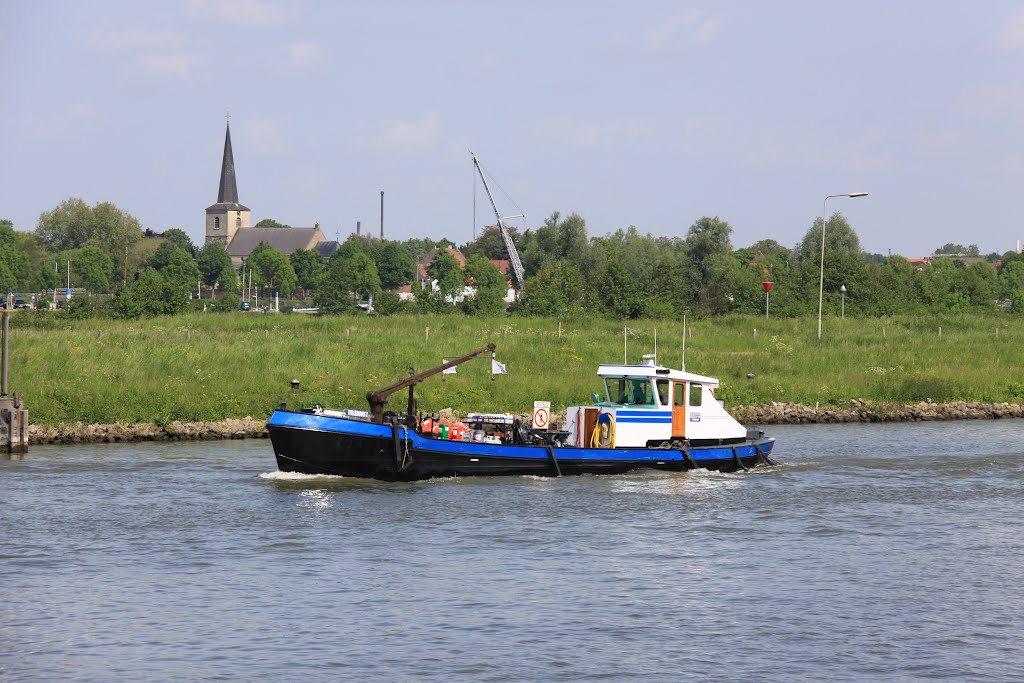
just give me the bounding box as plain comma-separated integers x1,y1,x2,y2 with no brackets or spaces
471,153,526,291
366,343,497,424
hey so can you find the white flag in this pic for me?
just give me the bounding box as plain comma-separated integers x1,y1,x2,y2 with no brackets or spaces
491,359,507,375
443,365,458,375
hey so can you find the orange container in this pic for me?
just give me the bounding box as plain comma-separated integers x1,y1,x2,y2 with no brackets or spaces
450,422,468,441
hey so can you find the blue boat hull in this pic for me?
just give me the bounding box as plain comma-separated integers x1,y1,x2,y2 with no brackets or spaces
267,410,776,481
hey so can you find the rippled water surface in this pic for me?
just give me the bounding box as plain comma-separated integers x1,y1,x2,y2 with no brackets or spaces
3,420,1024,681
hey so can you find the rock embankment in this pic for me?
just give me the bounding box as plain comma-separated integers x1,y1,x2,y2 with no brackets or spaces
25,401,1024,444
29,417,269,445
731,400,1024,424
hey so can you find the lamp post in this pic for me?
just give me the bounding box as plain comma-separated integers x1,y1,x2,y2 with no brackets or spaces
840,284,846,319
818,193,868,339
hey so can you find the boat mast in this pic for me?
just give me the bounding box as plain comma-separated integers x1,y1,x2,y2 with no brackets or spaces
471,153,526,290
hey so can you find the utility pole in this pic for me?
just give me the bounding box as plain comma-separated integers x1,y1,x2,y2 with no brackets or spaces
379,190,384,240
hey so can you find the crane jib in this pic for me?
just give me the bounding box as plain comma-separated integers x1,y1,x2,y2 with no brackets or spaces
471,154,526,289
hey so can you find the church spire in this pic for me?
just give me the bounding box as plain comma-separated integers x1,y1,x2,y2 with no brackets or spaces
218,121,240,204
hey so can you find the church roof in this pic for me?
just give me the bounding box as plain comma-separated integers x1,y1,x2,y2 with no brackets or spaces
228,227,327,258
218,122,240,204
314,240,341,259
206,201,250,212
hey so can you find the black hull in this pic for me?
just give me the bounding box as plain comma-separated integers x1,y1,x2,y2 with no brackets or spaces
268,415,775,482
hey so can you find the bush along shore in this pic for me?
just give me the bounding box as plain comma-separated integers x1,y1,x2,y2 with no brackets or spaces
27,401,1024,445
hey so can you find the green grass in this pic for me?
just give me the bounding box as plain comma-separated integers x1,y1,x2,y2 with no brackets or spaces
7,311,1024,425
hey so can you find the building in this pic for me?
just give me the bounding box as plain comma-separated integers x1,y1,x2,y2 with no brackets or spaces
204,122,338,267
399,247,514,303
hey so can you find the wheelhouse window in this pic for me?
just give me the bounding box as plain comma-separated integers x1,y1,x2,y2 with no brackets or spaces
604,377,654,406
656,379,669,407
689,383,703,407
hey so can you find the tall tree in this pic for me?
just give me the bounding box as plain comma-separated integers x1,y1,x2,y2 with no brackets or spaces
462,225,515,260
374,241,416,290
463,253,506,290
598,258,646,319
255,218,291,228
37,199,143,261
162,248,203,292
796,212,862,264
146,241,181,271
0,220,33,292
686,216,734,278
684,216,736,313
348,252,381,301
426,251,464,300
74,246,113,293
522,260,585,317
520,211,591,278
314,252,380,312
246,243,298,296
196,242,232,287
290,249,325,296
161,228,195,256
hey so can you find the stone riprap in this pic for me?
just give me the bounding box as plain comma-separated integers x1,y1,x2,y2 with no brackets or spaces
26,401,1024,445
29,417,268,444
731,400,1024,424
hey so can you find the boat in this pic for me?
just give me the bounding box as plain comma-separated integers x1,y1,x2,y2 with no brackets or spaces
267,344,776,481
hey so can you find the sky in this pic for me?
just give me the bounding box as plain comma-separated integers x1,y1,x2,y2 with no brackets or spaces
3,1,1024,258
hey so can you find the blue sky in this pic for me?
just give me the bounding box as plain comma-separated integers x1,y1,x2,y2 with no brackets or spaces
3,1,1024,257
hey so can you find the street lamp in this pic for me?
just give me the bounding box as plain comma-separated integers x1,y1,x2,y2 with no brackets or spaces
840,284,847,319
818,192,868,339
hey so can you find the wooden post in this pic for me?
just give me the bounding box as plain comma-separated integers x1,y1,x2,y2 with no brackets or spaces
558,321,562,338
0,312,29,453
753,328,757,338
938,326,942,337
425,326,429,342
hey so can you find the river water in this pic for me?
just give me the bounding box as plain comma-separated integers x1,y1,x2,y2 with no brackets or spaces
3,420,1023,682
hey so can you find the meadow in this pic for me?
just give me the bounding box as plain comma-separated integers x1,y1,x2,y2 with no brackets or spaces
7,311,1024,426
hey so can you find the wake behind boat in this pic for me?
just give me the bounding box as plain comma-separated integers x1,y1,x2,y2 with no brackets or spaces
267,344,776,481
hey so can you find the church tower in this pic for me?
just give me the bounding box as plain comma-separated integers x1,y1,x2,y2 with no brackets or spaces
205,120,250,246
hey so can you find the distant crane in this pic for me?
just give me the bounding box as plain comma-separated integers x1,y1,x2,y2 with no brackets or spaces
471,153,526,291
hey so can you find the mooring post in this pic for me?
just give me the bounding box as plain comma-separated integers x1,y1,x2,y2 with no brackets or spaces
0,311,29,453
1,310,8,398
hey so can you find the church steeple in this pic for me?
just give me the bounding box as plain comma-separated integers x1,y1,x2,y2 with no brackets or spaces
218,122,240,204
205,117,251,247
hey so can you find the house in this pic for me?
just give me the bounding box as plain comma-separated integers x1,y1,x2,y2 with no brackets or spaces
399,247,514,303
204,121,339,268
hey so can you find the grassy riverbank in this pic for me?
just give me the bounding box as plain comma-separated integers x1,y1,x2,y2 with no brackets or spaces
8,312,1024,426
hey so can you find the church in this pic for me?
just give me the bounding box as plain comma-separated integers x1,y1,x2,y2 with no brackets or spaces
204,122,339,267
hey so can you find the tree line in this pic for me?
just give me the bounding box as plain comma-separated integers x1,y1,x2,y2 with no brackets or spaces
4,197,1024,319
